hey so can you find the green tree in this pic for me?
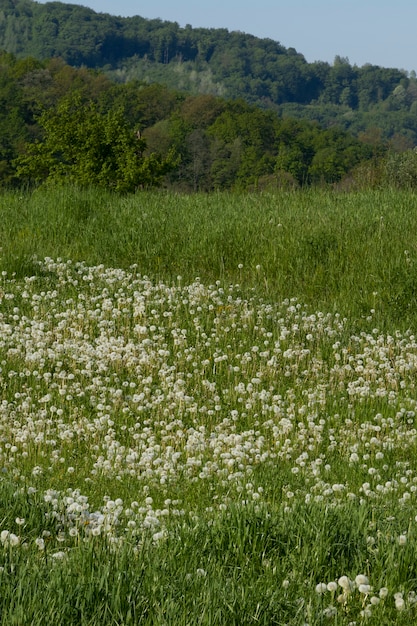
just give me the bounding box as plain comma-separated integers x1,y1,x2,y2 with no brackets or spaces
207,102,277,188
0,51,31,185
274,118,315,184
275,144,309,183
15,93,176,191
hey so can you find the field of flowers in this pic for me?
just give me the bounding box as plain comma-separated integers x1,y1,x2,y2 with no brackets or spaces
1,253,417,624
2,189,417,623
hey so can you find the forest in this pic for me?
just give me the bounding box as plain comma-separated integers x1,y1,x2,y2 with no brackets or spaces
0,50,387,191
1,0,417,143
1,0,417,191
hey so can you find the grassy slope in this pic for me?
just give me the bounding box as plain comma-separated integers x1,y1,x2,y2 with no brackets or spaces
2,186,417,329
0,188,417,624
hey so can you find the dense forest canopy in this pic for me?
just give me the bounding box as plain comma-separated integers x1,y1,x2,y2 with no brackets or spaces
0,0,417,191
0,0,417,147
0,50,388,191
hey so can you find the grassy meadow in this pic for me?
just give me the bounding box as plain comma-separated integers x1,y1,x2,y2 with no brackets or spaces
1,187,417,623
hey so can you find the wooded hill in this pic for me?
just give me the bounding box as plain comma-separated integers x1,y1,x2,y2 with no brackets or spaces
1,1,417,192
1,0,417,149
1,49,387,191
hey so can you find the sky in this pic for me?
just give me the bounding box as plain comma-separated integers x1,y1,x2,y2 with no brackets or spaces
36,0,417,72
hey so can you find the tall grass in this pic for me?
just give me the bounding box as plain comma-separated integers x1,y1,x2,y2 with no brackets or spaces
1,188,417,623
2,186,417,329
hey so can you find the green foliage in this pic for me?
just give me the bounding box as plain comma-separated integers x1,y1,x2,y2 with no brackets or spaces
14,93,176,190
0,36,409,192
0,0,417,151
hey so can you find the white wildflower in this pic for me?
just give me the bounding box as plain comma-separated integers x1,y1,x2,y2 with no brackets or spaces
35,537,45,550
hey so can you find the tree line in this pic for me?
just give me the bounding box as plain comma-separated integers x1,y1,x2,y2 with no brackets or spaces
2,51,399,191
1,0,417,148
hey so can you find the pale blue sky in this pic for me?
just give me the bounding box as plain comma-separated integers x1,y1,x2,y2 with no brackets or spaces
36,0,417,72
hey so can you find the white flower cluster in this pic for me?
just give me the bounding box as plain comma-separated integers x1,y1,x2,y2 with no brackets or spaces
0,530,19,547
315,574,417,620
0,257,417,545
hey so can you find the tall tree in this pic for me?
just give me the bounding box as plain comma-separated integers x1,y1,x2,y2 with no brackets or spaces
15,93,176,191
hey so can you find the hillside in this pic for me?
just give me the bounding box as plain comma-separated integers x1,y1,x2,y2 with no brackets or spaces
1,48,392,191
1,0,417,146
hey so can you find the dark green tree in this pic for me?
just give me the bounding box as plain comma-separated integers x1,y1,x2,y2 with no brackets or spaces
207,102,277,188
15,93,176,191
